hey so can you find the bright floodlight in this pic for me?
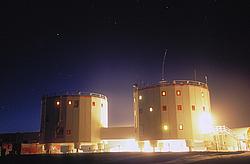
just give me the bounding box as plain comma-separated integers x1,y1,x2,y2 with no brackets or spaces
198,112,214,134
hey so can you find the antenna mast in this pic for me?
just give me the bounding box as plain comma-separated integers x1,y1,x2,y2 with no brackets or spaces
161,49,168,81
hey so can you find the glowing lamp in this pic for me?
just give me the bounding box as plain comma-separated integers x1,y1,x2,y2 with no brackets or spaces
163,125,168,131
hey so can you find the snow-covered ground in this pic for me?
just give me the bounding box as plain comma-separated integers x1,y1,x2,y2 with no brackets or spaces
1,151,250,163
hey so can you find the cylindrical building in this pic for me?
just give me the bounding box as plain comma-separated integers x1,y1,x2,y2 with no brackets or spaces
133,80,213,143
40,92,108,152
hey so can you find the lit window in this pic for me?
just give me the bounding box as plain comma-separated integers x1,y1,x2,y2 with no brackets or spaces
163,125,168,131
162,106,167,111
201,92,204,97
139,95,142,100
176,90,181,96
179,124,183,130
162,91,166,96
192,105,195,111
133,98,136,103
56,101,60,106
68,100,72,105
177,105,182,110
203,106,205,111
149,107,153,112
92,102,96,106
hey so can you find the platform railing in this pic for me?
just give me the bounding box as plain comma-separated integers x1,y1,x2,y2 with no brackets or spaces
137,80,208,89
43,91,107,99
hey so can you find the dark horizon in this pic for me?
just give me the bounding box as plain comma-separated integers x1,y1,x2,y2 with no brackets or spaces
0,0,249,133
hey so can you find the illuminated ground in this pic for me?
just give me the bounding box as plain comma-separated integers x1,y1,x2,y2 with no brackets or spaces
1,152,250,163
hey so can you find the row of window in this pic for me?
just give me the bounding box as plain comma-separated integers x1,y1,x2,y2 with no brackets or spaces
56,100,79,108
164,90,204,97
161,90,181,96
138,91,204,100
55,100,104,108
140,105,207,112
163,124,183,131
176,105,206,111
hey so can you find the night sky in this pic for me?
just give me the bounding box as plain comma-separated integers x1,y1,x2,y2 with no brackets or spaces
0,0,249,133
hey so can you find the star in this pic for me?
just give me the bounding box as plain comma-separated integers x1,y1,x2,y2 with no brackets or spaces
56,33,63,39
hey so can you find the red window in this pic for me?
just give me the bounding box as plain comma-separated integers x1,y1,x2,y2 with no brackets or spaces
192,105,195,111
92,102,96,106
66,130,71,135
162,91,166,96
74,100,79,108
177,105,182,110
176,90,181,96
162,106,167,111
203,106,205,111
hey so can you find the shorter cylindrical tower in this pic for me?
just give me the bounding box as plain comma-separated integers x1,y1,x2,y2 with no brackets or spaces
40,92,108,145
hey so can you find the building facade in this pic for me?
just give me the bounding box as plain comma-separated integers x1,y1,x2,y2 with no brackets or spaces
40,92,108,152
133,80,213,149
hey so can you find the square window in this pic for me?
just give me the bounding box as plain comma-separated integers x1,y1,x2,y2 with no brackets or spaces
55,100,60,108
177,105,182,110
163,125,168,131
92,102,96,106
74,100,79,108
162,106,167,111
179,124,183,130
176,90,181,96
162,91,166,96
192,105,195,111
66,130,71,135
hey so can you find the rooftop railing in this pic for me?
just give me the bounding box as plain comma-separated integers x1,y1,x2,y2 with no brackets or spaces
136,80,208,90
43,91,107,99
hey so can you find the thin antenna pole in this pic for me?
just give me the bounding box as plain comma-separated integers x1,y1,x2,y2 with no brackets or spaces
205,75,208,84
194,69,197,81
161,49,168,81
